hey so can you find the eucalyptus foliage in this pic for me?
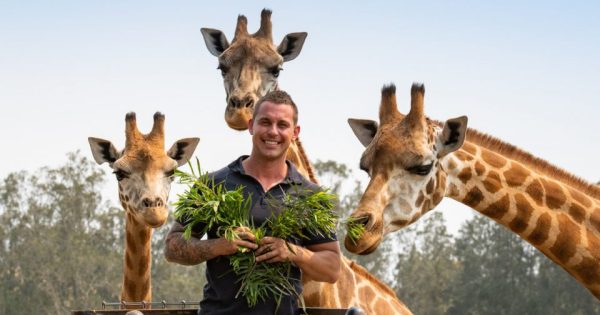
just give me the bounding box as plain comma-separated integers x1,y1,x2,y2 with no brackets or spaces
173,160,338,309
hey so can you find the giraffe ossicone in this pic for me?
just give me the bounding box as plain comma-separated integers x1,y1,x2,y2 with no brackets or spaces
346,83,600,299
88,111,199,304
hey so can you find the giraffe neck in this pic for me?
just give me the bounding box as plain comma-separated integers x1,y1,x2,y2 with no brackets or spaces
444,139,600,298
121,211,153,304
303,257,412,314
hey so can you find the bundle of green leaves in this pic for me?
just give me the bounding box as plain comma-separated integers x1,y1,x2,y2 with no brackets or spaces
345,216,367,245
173,160,338,309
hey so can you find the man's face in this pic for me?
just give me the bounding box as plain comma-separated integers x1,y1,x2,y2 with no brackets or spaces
248,101,299,161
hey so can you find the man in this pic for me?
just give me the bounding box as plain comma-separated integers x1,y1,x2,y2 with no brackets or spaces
164,90,341,315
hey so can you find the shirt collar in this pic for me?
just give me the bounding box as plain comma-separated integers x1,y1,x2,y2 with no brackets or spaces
229,155,304,185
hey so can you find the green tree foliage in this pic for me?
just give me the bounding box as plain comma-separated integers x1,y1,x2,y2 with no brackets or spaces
0,152,205,315
0,152,123,314
395,212,458,314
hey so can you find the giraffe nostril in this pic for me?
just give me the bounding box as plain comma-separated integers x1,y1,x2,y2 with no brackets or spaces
142,198,152,208
156,198,164,207
228,97,242,109
242,97,254,108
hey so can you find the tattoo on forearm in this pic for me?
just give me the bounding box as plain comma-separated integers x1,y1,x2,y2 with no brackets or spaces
165,233,218,265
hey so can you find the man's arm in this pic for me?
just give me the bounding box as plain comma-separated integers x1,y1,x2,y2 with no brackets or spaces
255,238,341,283
164,221,258,265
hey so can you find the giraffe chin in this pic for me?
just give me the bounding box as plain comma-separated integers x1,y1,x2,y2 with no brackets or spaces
225,108,253,131
141,208,168,228
344,234,383,256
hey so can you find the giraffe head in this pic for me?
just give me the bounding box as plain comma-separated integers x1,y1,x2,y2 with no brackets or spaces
345,84,468,254
88,112,199,228
201,9,307,130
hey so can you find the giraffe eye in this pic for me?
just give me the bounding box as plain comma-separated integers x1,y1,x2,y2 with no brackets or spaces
270,66,282,78
113,169,129,181
406,163,434,176
217,64,229,77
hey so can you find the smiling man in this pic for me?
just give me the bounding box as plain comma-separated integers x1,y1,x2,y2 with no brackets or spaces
164,90,341,315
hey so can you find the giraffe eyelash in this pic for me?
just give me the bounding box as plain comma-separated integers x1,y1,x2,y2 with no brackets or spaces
406,163,434,176
113,169,130,181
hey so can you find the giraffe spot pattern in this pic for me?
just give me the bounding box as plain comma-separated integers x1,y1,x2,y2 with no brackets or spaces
126,231,137,253
140,281,150,298
526,179,545,207
482,194,509,220
432,191,443,205
503,163,530,188
391,219,408,227
139,254,150,277
528,213,552,246
541,178,566,209
415,191,424,208
481,150,507,168
569,203,586,224
573,256,600,286
125,252,134,270
474,161,486,176
509,194,533,234
590,208,600,232
426,178,435,194
447,158,457,171
454,151,474,162
549,214,580,264
462,142,477,155
464,186,484,208
138,229,149,241
483,170,502,194
569,188,592,208
458,167,472,184
421,199,431,213
586,229,600,261
125,276,138,298
448,183,460,198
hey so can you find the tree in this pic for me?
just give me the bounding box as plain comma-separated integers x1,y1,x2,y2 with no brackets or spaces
394,211,458,314
0,152,123,314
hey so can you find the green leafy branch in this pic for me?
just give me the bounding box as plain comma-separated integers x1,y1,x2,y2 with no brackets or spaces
173,159,338,309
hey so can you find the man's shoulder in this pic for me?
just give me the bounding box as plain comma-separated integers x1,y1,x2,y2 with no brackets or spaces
208,165,231,183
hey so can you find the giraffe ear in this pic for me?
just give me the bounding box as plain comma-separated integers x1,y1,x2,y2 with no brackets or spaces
88,137,121,165
348,118,379,148
277,32,307,62
438,116,468,157
201,28,230,57
167,138,200,167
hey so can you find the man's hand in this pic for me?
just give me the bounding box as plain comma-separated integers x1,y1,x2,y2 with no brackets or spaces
255,236,297,263
217,226,258,257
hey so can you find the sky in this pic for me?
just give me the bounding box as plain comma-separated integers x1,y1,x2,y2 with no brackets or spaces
1,1,599,234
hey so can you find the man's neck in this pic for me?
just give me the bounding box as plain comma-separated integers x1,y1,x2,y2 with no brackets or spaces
242,155,288,192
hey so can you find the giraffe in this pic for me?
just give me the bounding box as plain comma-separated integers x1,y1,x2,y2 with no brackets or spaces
88,112,199,305
201,9,316,183
303,256,413,314
345,83,600,299
201,10,413,314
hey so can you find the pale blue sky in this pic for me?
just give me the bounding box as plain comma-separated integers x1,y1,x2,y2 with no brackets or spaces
1,1,599,233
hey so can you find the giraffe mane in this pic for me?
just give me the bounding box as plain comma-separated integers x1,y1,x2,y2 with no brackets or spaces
294,138,317,183
435,119,600,200
345,258,398,298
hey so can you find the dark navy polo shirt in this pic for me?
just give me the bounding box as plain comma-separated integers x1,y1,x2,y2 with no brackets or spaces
179,156,337,315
